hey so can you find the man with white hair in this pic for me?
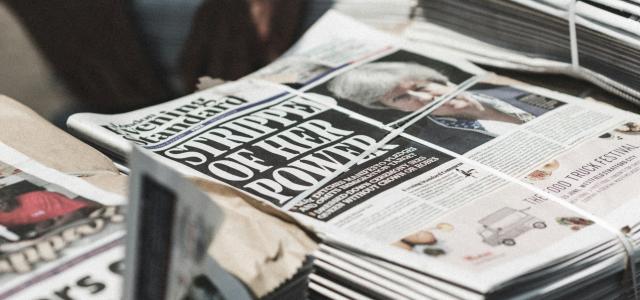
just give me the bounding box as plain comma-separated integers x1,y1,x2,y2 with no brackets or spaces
328,61,529,123
326,61,547,153
327,62,547,153
328,62,452,111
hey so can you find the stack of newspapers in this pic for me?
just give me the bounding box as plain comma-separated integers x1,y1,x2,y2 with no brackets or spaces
66,12,640,299
403,0,640,106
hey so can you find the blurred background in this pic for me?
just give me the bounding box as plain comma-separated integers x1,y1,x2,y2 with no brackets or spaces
0,0,313,126
0,0,637,129
0,1,75,122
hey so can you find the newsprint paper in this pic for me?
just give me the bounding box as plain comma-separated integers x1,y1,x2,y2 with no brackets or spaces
67,11,640,297
0,143,125,300
124,148,252,300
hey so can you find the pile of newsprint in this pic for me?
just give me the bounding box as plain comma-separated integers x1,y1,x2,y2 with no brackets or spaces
404,0,640,105
3,9,640,300
66,11,640,299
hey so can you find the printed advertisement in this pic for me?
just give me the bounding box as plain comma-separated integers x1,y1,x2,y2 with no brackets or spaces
524,120,640,227
387,183,603,271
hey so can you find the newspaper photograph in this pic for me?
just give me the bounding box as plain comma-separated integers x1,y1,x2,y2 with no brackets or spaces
307,49,475,125
405,75,567,154
0,143,125,299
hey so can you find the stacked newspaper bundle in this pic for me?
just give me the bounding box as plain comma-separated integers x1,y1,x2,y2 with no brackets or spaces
404,0,640,106
67,11,640,299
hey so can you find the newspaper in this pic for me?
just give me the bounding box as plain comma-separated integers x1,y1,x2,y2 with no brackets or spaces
124,148,252,300
403,0,640,105
0,143,125,300
2,94,319,299
67,80,289,158
0,95,120,176
125,148,316,299
67,11,640,296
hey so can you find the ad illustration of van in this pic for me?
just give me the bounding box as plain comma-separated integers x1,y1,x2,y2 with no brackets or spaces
477,207,546,247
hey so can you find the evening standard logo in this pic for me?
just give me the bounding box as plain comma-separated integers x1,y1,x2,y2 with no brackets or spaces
102,96,248,146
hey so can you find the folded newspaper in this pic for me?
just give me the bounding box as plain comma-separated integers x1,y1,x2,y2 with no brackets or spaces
402,0,640,106
67,11,640,299
124,148,317,300
0,142,126,300
0,95,317,299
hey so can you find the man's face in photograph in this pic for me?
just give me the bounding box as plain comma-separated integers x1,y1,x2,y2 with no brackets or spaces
379,79,455,112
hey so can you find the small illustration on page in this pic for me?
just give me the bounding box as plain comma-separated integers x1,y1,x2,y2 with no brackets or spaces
455,167,478,178
0,180,103,251
0,163,123,273
477,207,546,247
526,160,559,181
598,132,623,140
556,217,594,231
393,223,454,257
615,121,640,134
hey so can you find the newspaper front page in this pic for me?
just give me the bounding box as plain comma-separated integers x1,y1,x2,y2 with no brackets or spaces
66,11,640,294
0,143,125,300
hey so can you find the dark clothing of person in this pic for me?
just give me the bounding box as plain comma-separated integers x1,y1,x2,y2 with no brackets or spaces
407,117,494,154
5,0,305,113
408,84,560,154
470,83,561,117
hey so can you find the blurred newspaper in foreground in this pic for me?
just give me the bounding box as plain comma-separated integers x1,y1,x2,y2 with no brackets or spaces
0,95,318,300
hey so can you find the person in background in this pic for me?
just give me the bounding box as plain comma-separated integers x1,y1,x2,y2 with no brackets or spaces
4,0,307,113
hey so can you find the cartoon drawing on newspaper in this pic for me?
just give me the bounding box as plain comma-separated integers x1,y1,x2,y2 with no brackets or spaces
477,207,547,247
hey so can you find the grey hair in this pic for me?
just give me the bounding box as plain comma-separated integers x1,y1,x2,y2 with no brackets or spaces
327,62,448,109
